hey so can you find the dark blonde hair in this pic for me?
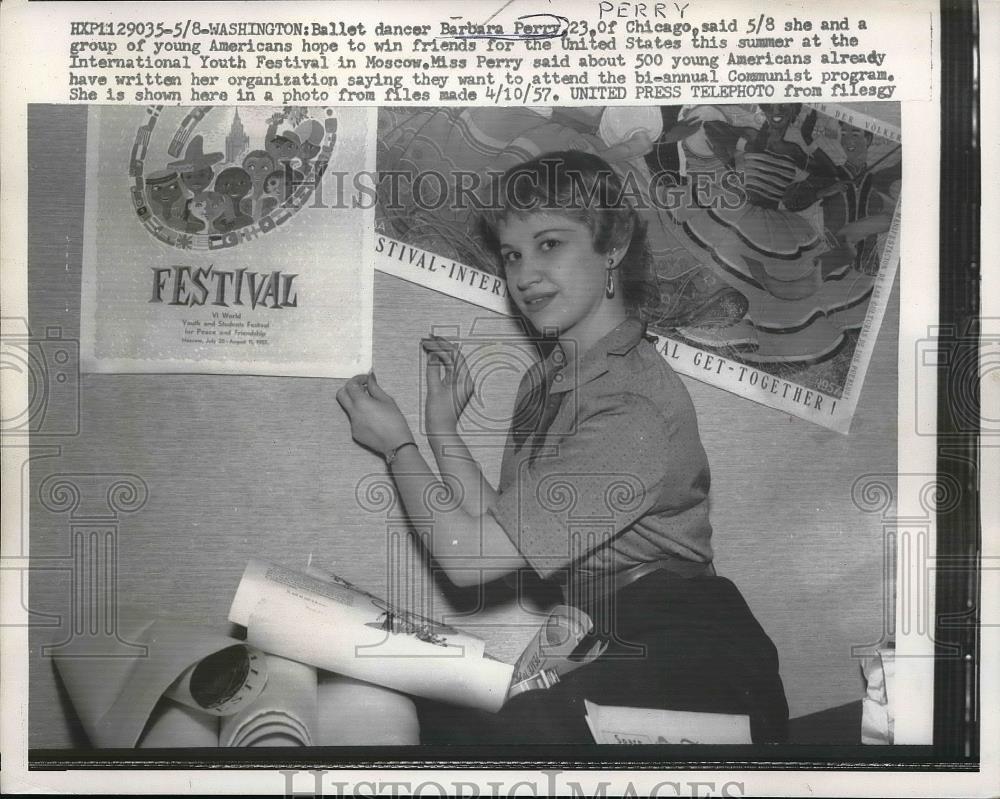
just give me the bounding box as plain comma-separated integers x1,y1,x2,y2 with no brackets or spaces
478,150,659,312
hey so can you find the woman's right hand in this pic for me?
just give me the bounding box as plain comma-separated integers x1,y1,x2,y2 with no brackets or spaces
421,335,474,435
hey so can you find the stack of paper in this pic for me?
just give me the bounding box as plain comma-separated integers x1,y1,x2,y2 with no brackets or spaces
583,700,752,745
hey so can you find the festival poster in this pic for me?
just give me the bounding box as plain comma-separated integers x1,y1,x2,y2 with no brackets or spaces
80,105,376,376
374,103,901,433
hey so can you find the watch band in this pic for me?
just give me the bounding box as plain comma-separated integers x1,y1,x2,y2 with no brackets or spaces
384,440,417,467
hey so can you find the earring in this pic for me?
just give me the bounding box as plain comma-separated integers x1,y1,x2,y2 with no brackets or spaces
605,257,616,299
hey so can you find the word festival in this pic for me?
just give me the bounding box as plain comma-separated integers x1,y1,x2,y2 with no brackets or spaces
150,265,299,309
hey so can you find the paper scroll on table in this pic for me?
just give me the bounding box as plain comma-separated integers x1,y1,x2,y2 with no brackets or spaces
54,559,605,747
228,559,606,714
52,610,268,748
136,656,420,747
53,606,421,748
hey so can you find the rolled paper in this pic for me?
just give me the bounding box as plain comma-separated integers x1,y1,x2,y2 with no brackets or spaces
220,654,317,747
136,699,219,748
52,608,267,748
303,562,486,658
229,560,603,715
244,733,303,747
232,559,486,659
316,673,420,745
245,591,513,713
507,605,606,699
164,645,267,716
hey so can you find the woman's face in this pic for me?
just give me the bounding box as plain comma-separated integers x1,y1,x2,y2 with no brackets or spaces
498,212,611,344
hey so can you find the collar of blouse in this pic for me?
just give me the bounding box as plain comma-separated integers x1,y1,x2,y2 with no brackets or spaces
543,316,649,396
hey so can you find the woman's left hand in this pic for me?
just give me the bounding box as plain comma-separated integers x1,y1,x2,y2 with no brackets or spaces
336,373,414,456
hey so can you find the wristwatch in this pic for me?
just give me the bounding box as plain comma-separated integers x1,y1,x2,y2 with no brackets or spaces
384,441,417,467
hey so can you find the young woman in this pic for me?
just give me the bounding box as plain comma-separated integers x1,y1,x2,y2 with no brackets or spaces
336,151,788,744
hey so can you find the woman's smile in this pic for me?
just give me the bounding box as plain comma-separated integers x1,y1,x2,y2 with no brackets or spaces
522,291,557,312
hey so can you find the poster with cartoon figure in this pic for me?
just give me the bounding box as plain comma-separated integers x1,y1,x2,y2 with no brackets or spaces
80,105,376,376
373,102,900,432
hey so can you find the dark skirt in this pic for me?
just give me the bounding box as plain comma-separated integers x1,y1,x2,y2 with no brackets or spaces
417,571,789,744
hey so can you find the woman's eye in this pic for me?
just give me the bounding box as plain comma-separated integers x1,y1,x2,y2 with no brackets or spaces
503,251,520,264
539,239,560,252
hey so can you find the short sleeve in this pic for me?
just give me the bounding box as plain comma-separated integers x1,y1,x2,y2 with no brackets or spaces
490,391,710,580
